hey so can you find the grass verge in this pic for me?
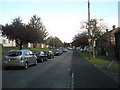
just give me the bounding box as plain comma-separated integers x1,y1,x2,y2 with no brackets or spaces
76,50,120,73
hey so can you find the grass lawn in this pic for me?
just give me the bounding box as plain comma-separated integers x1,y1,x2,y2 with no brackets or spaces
76,50,120,73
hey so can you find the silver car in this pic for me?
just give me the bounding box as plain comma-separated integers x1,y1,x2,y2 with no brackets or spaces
3,49,37,69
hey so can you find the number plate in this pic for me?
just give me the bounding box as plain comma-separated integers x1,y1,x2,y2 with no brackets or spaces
10,58,16,61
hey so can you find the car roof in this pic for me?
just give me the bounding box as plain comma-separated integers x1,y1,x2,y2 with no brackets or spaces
8,49,30,52
34,51,43,52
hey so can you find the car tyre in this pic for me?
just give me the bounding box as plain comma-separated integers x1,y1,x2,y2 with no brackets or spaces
34,60,38,66
24,62,28,69
41,58,43,63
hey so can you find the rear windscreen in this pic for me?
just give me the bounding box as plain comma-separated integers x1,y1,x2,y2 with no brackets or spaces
33,52,41,55
7,51,22,56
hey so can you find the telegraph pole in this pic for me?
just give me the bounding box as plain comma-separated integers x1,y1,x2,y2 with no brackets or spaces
88,0,91,60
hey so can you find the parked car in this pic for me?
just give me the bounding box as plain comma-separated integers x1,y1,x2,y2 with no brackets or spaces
33,51,48,62
53,50,61,56
3,49,37,69
44,51,54,59
58,49,63,54
62,48,68,52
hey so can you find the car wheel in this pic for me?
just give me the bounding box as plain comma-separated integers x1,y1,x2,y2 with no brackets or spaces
24,62,28,69
45,57,48,61
50,56,52,59
41,58,43,63
34,60,38,65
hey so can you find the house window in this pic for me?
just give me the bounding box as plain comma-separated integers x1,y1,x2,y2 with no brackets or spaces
8,39,10,43
3,39,6,44
111,37,113,41
113,37,115,41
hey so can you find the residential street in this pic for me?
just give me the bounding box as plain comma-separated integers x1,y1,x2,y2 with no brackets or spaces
2,51,119,89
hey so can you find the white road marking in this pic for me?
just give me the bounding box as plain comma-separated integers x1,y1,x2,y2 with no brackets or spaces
71,72,74,90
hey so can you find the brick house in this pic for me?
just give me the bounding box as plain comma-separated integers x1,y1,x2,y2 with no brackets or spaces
114,27,120,61
96,26,117,59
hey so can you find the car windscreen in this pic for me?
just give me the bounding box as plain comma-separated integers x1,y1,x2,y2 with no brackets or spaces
53,50,58,52
7,51,22,56
33,52,41,55
44,51,49,54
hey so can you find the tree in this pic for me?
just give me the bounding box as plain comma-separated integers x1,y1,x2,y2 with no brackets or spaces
47,36,63,48
72,32,89,48
54,37,63,48
2,17,40,50
63,42,71,48
29,15,48,43
46,36,55,48
81,18,107,57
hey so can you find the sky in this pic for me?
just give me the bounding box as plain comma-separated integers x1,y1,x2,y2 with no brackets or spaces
0,0,119,43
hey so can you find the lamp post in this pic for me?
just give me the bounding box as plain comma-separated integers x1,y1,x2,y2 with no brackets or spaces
88,0,91,60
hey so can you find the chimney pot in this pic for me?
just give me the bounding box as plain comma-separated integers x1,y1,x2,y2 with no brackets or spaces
106,29,108,32
113,25,115,30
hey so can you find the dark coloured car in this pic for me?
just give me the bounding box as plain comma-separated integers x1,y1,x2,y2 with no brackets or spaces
62,48,68,52
58,49,63,54
33,51,48,62
53,50,60,56
44,51,54,59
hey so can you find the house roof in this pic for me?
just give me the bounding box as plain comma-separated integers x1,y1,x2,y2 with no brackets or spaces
115,27,120,33
98,30,114,41
97,27,119,41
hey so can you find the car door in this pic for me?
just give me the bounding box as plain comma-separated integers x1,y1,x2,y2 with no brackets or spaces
24,50,33,65
29,50,36,64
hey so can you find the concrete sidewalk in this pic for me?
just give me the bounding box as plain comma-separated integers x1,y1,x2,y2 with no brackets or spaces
72,52,119,88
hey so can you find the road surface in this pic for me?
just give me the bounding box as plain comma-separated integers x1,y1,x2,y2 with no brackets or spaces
3,51,73,88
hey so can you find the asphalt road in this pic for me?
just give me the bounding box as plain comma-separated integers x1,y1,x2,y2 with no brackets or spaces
2,51,73,88
2,51,119,89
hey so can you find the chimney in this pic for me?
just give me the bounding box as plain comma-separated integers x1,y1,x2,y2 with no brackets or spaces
112,25,115,30
106,29,108,32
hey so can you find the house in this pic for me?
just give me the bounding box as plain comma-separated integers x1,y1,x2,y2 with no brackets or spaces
0,24,16,47
114,27,120,61
96,25,117,59
23,43,49,49
2,37,16,47
35,43,49,48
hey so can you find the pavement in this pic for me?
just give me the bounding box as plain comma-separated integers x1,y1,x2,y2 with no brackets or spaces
72,52,120,88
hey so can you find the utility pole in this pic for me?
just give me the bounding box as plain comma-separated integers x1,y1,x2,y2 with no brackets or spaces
88,0,91,60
